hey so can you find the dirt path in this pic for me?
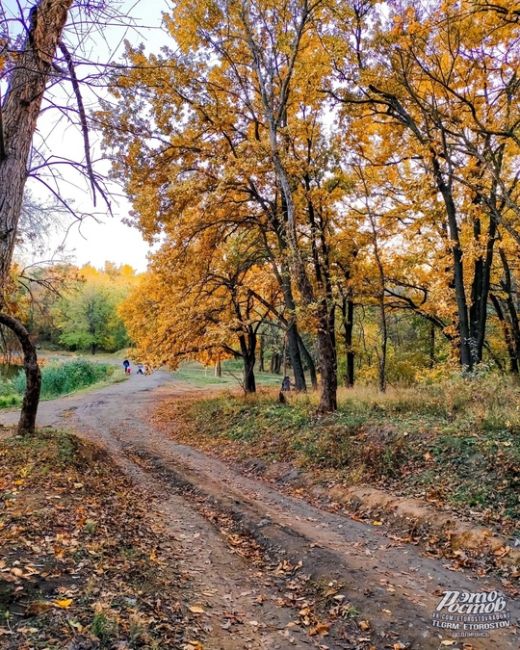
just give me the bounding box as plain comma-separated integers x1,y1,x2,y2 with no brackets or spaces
1,374,518,649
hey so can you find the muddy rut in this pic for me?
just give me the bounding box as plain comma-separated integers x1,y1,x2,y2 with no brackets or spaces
1,373,518,649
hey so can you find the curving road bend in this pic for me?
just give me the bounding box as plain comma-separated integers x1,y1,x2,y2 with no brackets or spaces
1,372,518,649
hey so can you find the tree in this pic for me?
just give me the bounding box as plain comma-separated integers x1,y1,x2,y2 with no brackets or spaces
102,0,345,409
54,264,136,354
122,233,274,392
57,288,117,354
0,0,73,287
0,0,74,433
0,0,132,432
236,0,341,410
330,0,520,370
96,0,520,397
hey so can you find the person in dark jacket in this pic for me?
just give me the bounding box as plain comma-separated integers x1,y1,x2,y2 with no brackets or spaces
281,376,291,391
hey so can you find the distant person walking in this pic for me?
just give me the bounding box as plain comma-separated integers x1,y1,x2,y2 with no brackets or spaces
136,363,145,375
123,359,130,375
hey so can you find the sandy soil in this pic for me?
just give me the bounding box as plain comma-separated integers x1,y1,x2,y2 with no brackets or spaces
1,373,518,649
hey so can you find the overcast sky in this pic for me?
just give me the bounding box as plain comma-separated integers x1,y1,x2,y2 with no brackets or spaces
8,0,172,272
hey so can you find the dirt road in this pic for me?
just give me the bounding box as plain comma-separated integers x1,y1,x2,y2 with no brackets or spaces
1,374,518,649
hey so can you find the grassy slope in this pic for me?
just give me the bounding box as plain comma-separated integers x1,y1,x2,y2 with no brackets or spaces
156,377,520,536
170,359,285,388
0,431,188,649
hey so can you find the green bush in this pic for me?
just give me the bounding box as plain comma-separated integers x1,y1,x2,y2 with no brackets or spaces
0,377,17,398
13,358,114,400
0,369,21,407
0,394,21,408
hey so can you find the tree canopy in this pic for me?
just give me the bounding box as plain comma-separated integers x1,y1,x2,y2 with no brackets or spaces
97,0,520,409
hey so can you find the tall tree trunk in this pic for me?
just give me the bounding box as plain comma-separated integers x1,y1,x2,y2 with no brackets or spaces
282,335,288,377
446,222,472,367
429,322,435,369
239,331,256,393
0,0,73,288
243,355,256,392
297,334,318,390
378,301,388,393
0,314,41,435
286,320,306,390
498,249,520,367
469,215,496,363
266,215,307,390
257,78,335,407
367,202,387,392
215,358,222,377
316,304,337,411
258,336,265,372
490,294,519,374
270,154,335,406
0,0,73,433
304,186,337,411
270,352,282,374
431,156,472,368
278,245,306,390
341,296,355,387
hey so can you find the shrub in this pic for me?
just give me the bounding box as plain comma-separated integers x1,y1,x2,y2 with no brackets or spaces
13,358,114,400
0,376,18,398
0,394,21,408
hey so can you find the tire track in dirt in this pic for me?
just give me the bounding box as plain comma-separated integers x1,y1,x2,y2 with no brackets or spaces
1,373,518,649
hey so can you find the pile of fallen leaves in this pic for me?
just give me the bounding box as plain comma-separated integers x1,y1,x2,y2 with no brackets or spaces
0,428,189,649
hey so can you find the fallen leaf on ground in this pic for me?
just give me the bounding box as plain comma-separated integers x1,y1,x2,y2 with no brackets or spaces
309,621,330,636
53,598,73,609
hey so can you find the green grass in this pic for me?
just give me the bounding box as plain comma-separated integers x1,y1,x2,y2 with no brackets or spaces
0,366,22,407
91,612,118,646
181,374,520,531
0,394,20,408
0,358,123,408
171,359,285,388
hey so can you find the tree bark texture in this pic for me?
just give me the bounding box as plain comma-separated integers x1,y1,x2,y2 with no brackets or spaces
0,313,41,434
0,0,73,290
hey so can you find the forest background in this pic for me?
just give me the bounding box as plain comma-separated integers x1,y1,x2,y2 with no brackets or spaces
2,0,520,410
